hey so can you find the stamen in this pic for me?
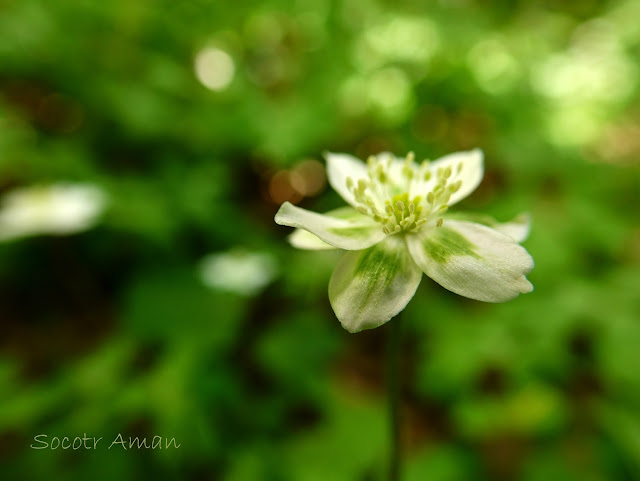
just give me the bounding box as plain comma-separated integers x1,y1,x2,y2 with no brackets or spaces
449,180,462,193
346,177,354,190
385,203,394,215
341,151,458,237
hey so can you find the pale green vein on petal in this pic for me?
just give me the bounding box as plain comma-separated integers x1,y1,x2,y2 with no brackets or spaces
329,236,422,333
406,220,534,303
422,225,482,264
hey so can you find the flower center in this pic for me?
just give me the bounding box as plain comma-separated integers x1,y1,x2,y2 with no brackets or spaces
346,152,464,235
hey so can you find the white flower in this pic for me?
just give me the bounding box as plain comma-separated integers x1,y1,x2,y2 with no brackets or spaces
199,249,278,296
0,183,107,241
275,149,534,333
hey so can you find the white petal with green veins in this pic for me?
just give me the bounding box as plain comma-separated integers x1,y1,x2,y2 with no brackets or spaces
328,236,423,333
406,220,533,302
275,202,385,250
287,206,369,250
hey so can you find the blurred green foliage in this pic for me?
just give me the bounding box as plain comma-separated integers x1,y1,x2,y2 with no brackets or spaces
1,0,639,480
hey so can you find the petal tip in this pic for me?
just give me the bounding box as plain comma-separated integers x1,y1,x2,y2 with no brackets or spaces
273,201,293,225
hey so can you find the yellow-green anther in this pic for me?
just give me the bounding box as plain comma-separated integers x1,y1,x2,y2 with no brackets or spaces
357,179,367,195
457,162,463,173
449,180,462,193
377,165,387,183
342,151,475,238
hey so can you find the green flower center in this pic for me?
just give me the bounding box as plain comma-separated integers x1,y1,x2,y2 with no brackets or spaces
346,153,464,235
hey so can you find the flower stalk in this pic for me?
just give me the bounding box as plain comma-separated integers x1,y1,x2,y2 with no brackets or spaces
388,312,402,481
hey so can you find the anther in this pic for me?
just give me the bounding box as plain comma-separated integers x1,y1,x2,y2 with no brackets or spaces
449,180,462,193
396,201,405,212
436,218,443,227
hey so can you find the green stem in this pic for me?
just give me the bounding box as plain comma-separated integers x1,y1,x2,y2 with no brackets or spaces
388,314,402,481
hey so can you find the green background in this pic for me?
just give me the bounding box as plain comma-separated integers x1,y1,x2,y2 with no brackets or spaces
1,0,639,479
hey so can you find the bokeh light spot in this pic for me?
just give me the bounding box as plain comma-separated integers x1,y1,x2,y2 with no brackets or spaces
194,47,235,91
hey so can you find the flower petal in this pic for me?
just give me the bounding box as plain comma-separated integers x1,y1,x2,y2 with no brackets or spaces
494,213,531,243
275,202,385,250
328,236,423,332
288,229,336,250
406,220,533,302
287,207,366,250
413,149,484,206
324,152,369,207
376,152,414,194
445,211,531,243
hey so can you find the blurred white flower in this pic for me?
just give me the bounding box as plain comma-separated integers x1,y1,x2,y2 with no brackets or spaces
0,183,107,241
199,250,278,296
